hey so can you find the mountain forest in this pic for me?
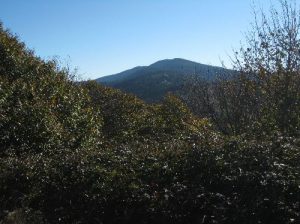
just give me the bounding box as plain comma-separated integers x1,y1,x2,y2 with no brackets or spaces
1,1,300,224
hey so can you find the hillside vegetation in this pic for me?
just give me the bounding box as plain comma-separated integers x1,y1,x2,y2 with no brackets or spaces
96,58,233,102
1,1,300,224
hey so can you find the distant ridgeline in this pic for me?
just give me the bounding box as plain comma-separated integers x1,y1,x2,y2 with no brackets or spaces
96,58,234,102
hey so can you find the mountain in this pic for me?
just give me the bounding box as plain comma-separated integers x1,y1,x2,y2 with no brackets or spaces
96,58,233,102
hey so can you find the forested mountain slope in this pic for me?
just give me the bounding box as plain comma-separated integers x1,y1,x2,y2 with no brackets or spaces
96,58,233,102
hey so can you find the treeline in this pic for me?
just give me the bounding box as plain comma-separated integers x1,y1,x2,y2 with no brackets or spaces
1,1,300,223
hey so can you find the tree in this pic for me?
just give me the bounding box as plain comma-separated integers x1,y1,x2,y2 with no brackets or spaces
183,0,300,137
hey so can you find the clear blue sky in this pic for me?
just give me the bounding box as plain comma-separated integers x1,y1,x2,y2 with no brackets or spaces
0,0,275,79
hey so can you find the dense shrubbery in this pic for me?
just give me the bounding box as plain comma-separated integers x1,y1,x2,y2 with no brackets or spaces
1,1,300,223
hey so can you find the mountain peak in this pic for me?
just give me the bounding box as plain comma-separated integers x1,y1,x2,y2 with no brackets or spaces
149,58,198,66
96,58,233,102
148,58,204,73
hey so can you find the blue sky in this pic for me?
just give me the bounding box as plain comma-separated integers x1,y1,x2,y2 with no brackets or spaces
0,0,275,79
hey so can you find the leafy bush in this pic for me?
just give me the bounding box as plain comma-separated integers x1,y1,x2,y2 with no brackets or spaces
0,24,102,155
1,2,300,223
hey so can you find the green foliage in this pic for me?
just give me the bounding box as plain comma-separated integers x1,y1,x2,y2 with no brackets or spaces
0,24,103,221
2,133,299,223
82,81,147,141
83,82,209,143
0,25,102,155
1,2,300,223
